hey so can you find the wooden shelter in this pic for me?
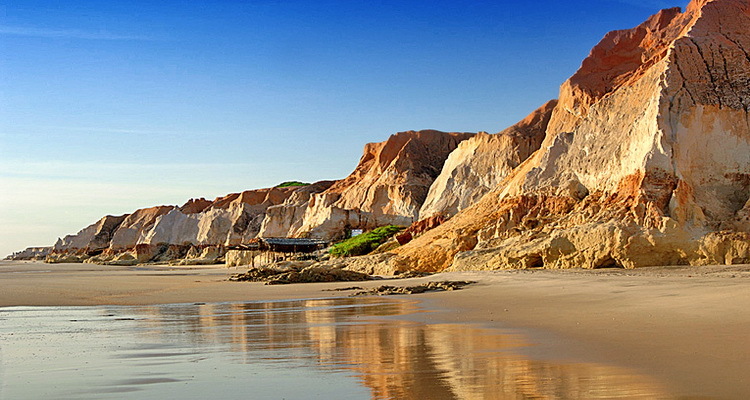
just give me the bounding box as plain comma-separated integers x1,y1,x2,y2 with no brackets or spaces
227,238,329,267
260,238,328,253
228,238,328,253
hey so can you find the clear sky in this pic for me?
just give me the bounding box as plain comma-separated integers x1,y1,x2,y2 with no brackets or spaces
0,0,691,257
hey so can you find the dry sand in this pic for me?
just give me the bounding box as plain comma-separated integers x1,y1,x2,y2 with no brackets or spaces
2,260,749,398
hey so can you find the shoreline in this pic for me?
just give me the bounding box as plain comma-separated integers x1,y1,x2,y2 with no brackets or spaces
2,261,750,398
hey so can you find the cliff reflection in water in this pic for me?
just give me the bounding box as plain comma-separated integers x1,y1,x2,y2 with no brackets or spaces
131,298,671,399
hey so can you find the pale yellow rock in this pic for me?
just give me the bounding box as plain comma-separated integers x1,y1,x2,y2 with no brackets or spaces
171,246,224,266
310,252,401,276
102,252,138,266
46,253,89,264
225,249,285,268
225,250,252,268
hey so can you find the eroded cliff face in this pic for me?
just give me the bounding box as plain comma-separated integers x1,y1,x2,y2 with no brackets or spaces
295,130,475,239
47,186,300,264
258,180,337,238
53,214,129,252
419,100,557,219
367,0,750,273
4,246,52,261
141,187,299,248
42,130,473,263
109,206,176,250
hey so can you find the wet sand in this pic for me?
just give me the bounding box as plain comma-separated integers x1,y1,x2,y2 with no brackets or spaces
2,261,750,398
419,266,750,400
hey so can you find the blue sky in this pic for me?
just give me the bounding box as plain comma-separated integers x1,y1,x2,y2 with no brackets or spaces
0,0,691,256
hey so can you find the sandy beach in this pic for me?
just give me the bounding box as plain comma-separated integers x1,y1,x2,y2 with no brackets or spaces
420,267,750,400
2,261,750,399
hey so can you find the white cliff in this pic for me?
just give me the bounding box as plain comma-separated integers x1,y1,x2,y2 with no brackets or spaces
419,100,557,219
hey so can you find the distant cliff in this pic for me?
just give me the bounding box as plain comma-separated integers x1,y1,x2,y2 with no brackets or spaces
45,186,311,264
41,130,473,264
4,246,52,261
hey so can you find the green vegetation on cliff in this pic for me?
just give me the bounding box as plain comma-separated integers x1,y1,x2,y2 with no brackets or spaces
329,225,404,258
275,181,310,188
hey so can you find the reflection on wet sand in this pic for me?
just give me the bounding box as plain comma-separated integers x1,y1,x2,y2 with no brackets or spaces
130,298,673,399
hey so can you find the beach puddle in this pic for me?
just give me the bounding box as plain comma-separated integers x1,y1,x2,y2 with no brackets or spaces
0,298,675,399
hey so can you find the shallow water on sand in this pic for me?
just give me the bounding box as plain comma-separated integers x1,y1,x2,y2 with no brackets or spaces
0,297,676,399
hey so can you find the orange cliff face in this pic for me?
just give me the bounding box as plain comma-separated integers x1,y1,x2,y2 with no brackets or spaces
292,130,475,240
179,198,213,214
325,130,476,208
349,0,750,273
549,6,694,134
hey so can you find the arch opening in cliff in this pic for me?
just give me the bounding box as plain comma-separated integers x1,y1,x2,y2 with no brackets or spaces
226,238,329,268
525,254,545,269
593,255,625,269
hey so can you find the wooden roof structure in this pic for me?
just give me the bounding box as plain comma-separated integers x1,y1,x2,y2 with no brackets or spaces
228,238,328,254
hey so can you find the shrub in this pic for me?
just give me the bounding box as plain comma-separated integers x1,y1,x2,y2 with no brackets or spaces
275,181,310,188
329,225,404,257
